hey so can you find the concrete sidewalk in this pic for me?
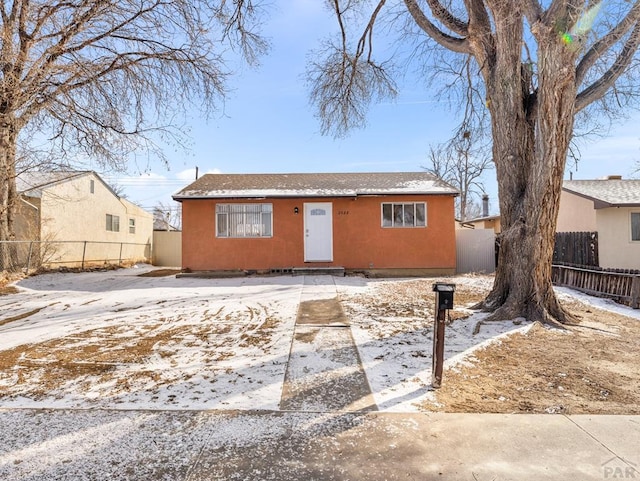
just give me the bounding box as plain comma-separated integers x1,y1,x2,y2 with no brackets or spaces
0,409,638,480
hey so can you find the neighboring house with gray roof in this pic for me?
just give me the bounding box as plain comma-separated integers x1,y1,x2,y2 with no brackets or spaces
556,176,640,269
16,171,153,267
173,172,459,275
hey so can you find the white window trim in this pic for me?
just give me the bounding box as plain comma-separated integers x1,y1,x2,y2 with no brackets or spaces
129,218,136,234
216,203,273,238
381,202,427,228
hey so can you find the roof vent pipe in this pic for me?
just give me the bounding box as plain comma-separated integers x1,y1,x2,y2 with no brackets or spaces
482,194,489,217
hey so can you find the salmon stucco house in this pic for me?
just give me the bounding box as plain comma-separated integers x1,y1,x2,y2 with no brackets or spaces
173,172,459,276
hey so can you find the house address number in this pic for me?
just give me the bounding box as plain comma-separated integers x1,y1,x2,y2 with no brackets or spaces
338,210,349,215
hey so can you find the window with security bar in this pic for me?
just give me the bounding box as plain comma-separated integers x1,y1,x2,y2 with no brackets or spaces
381,202,427,228
216,203,273,238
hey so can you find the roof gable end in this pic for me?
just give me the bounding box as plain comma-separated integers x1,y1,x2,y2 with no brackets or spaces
17,171,120,199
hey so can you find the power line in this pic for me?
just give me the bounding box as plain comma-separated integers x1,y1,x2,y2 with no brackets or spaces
141,206,182,211
104,178,189,186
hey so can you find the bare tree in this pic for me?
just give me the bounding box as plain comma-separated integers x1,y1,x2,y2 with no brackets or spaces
423,133,492,221
464,198,484,221
424,53,493,222
0,1,265,259
153,202,182,231
307,1,640,324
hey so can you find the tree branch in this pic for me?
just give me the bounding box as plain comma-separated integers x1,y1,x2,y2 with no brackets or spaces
575,1,640,86
308,0,398,137
403,0,470,54
465,0,496,72
522,0,543,24
541,0,574,26
354,0,387,62
576,20,640,112
425,0,468,36
218,0,269,66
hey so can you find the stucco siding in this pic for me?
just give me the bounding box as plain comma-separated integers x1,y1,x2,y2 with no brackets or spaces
40,175,148,242
463,218,501,233
16,172,153,265
596,207,640,270
556,190,597,232
181,195,456,272
15,196,41,240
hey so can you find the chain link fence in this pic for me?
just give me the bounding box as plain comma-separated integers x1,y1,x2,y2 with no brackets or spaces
0,240,151,274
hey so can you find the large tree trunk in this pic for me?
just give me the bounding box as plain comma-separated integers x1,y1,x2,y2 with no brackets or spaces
0,114,18,269
476,10,578,324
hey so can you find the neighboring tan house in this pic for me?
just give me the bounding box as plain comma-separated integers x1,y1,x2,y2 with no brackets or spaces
556,176,640,270
16,171,153,267
459,214,502,234
173,172,459,276
457,195,502,234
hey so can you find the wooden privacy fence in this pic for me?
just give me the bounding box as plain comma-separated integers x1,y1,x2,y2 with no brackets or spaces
552,263,640,308
553,232,598,267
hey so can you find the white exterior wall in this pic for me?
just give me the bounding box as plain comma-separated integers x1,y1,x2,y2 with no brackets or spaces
38,173,153,265
596,207,640,270
556,190,597,232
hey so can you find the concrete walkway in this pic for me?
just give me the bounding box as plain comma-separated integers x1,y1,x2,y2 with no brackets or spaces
280,276,377,412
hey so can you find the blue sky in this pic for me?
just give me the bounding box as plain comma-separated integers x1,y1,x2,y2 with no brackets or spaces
107,1,640,215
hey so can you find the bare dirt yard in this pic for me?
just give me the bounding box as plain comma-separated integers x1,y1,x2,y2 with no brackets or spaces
430,300,640,415
0,269,638,414
353,278,640,415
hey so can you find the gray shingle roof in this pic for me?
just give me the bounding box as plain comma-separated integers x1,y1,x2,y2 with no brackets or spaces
563,179,640,208
173,172,459,200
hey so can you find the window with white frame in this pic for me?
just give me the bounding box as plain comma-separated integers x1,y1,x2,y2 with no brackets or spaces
129,218,136,234
106,214,120,232
216,203,273,238
381,202,427,228
631,212,640,241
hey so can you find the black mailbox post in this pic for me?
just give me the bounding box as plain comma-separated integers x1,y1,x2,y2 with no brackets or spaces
432,283,455,388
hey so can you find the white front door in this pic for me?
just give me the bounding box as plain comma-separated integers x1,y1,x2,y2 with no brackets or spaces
304,202,333,262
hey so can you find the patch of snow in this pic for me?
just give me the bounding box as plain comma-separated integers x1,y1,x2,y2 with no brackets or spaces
0,268,302,410
0,269,634,415
337,277,533,412
555,286,640,320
